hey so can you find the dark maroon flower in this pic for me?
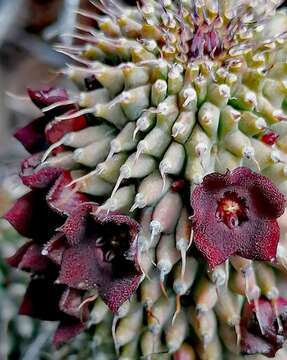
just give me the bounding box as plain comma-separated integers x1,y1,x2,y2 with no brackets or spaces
15,87,71,154
47,171,89,216
240,297,287,357
53,317,87,347
45,203,142,312
191,167,286,268
19,278,65,321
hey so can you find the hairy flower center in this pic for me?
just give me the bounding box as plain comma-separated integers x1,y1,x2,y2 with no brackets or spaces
216,191,249,229
92,222,131,263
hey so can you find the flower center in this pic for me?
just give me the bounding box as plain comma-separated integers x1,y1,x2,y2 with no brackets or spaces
92,222,131,263
216,191,249,229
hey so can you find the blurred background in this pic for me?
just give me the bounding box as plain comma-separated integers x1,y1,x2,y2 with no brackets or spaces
0,1,287,359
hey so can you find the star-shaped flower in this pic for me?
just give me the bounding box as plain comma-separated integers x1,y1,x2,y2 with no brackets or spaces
45,203,142,313
191,167,286,268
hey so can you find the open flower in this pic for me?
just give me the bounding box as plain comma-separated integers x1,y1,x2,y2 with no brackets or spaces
191,167,286,268
45,203,142,313
240,297,287,357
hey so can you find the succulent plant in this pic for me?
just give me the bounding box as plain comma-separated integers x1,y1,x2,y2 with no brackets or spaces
4,0,287,358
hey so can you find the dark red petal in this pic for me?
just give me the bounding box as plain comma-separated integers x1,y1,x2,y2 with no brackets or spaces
53,318,86,347
52,144,67,156
58,242,141,312
6,241,34,268
59,288,88,320
59,205,140,248
194,170,230,193
192,209,279,268
58,204,97,246
240,330,275,357
277,297,287,314
21,154,63,189
27,87,69,109
14,116,49,154
192,182,240,267
236,219,280,261
44,234,67,265
21,152,42,172
191,167,285,267
21,166,64,189
230,167,286,219
192,217,240,268
240,298,287,357
19,278,64,321
58,205,141,311
14,87,78,153
45,112,87,144
59,288,82,318
100,270,141,313
17,243,50,273
4,190,63,242
47,171,89,216
3,192,41,238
